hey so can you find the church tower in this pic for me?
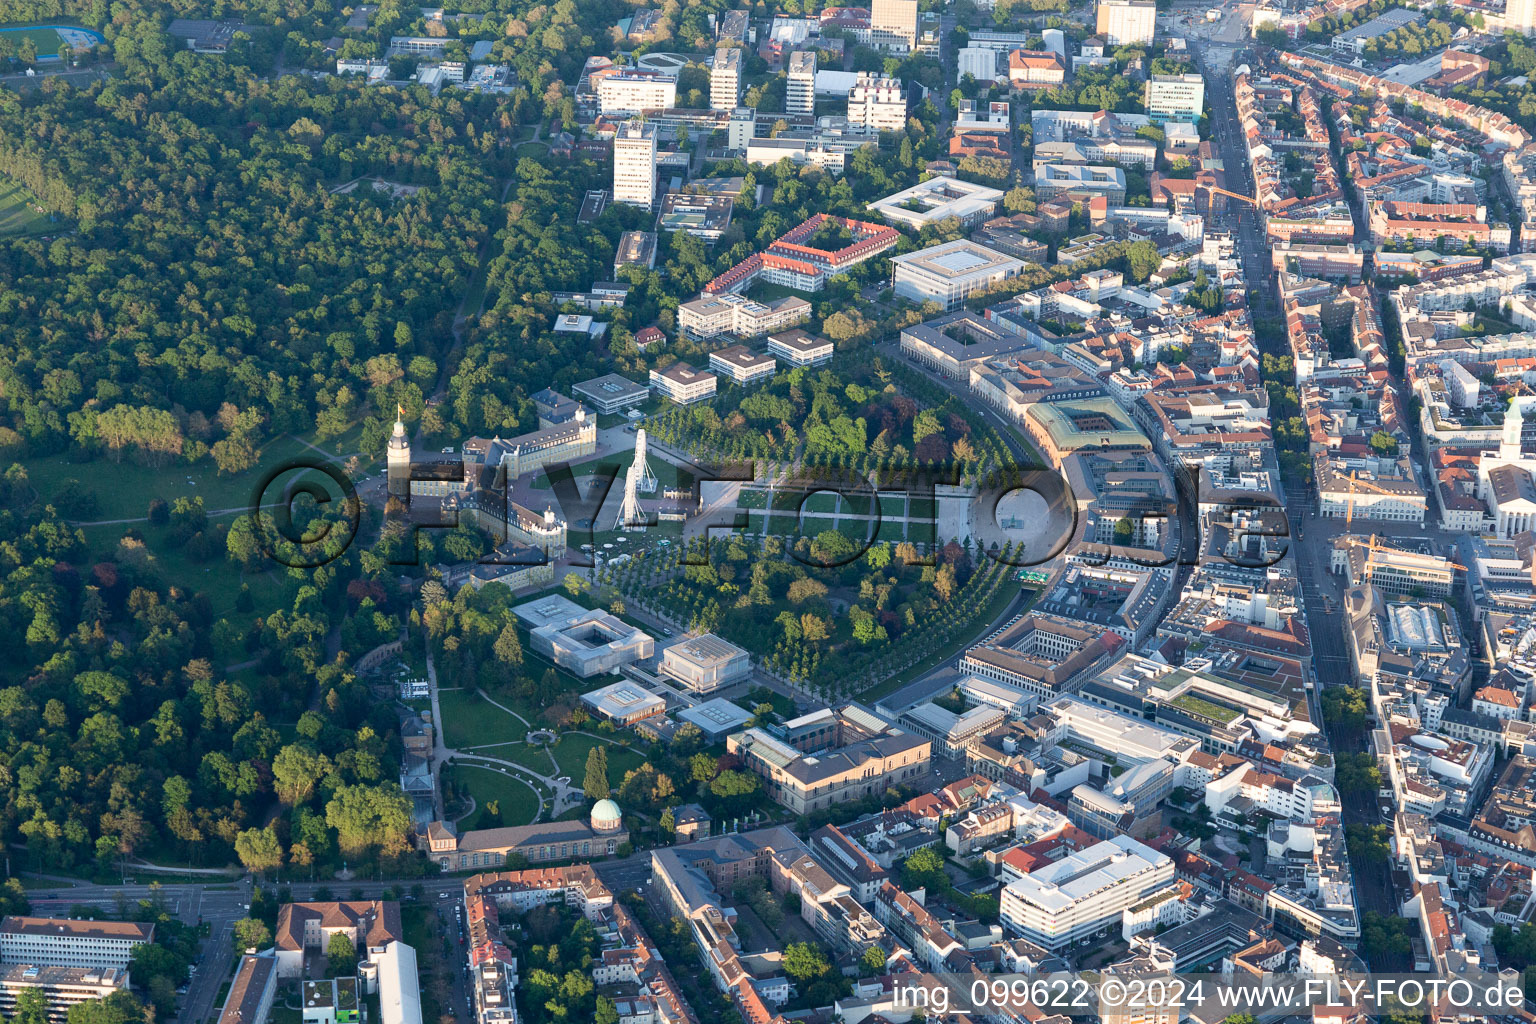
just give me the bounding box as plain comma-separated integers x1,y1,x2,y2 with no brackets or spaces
387,406,411,502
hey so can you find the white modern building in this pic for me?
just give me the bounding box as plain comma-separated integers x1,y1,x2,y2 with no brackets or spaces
999,835,1176,950
595,70,677,115
529,607,654,677
767,329,835,367
958,46,1000,82
581,681,668,726
709,344,778,385
870,0,918,50
0,919,154,970
659,633,752,693
1,965,133,1024
787,50,817,115
1145,74,1205,124
1095,0,1156,45
375,943,422,1024
649,362,718,405
847,73,907,133
613,120,658,209
890,240,1025,309
710,47,743,111
678,292,812,340
869,177,1005,230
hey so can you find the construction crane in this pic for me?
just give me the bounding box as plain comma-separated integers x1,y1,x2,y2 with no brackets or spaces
1364,533,1466,572
1344,470,1405,526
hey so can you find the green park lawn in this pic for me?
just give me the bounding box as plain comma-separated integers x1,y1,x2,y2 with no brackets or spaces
466,741,558,774
0,174,52,237
77,521,290,619
21,434,355,524
437,689,528,748
446,764,542,827
550,734,644,788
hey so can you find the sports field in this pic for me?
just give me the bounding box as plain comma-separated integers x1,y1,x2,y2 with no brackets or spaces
0,25,66,54
0,175,52,237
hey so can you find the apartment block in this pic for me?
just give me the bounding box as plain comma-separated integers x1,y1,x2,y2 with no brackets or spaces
1095,0,1156,45
847,73,906,133
786,51,816,115
613,120,658,209
710,47,742,111
870,0,917,50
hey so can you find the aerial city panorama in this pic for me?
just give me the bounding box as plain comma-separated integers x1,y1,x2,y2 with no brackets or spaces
18,0,1536,1019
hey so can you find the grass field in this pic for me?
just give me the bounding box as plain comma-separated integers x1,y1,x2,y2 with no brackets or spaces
447,764,542,827
437,689,528,748
0,25,64,55
78,521,291,619
463,740,557,773
550,734,644,787
0,175,54,237
21,434,357,525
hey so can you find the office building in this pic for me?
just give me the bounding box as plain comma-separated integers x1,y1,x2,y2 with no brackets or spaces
1033,163,1127,204
594,69,676,115
1095,0,1156,45
657,192,735,242
1511,0,1536,33
659,633,751,691
677,292,812,340
870,0,918,50
710,47,742,110
868,176,1005,230
1145,74,1205,124
523,599,654,677
613,120,658,209
709,345,778,385
959,46,999,82
0,919,153,970
787,51,816,115
767,328,835,366
727,705,932,814
727,105,755,152
1007,50,1067,89
890,240,1025,309
649,362,718,405
847,73,906,133
572,373,648,414
676,699,754,741
999,834,1176,950
0,965,132,1024
580,681,668,726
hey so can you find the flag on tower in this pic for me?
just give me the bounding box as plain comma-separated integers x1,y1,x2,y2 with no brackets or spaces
397,403,405,419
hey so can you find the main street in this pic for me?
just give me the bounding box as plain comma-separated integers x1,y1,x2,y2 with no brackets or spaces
1198,39,1422,954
